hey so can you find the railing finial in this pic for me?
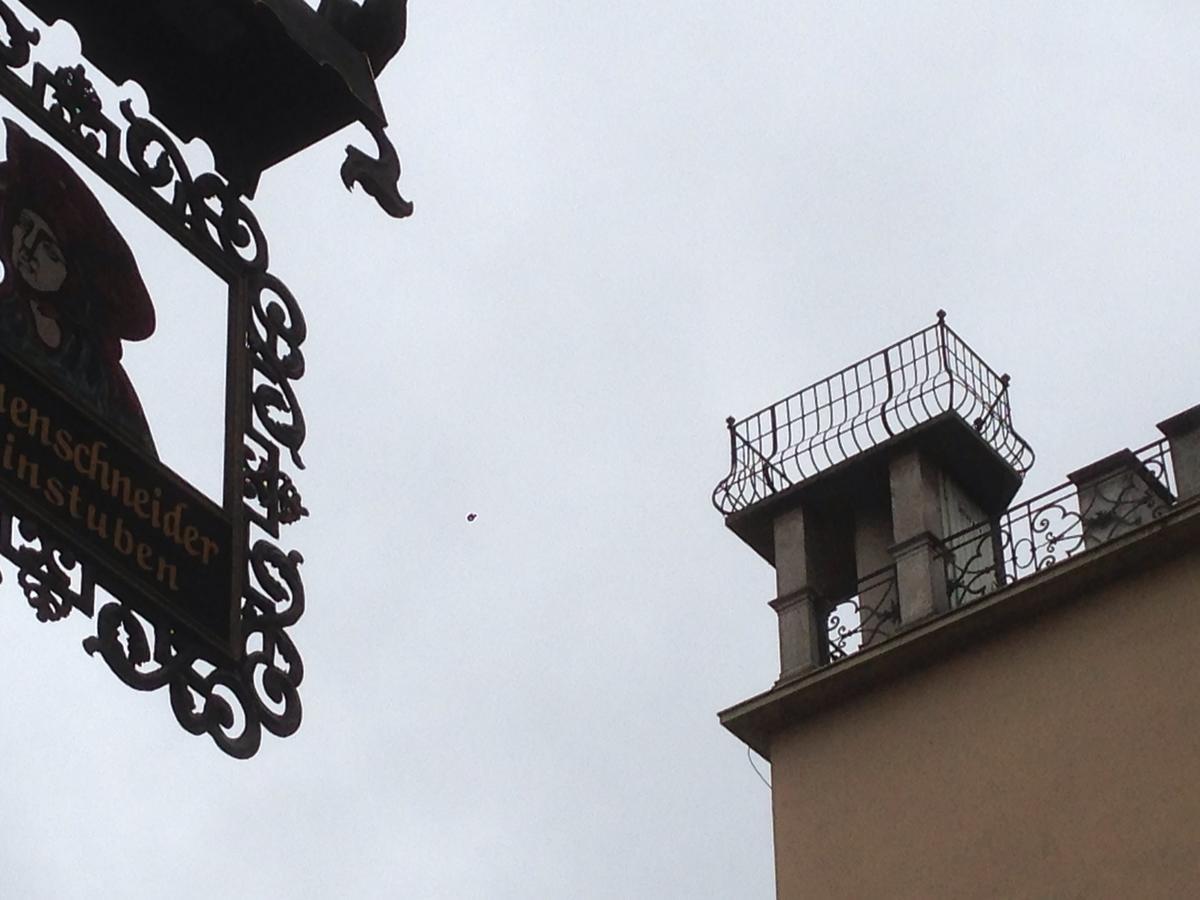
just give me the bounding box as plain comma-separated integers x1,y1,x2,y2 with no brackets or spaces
936,309,947,322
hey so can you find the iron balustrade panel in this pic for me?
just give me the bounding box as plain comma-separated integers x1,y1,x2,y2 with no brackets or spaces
768,441,1178,671
944,439,1176,609
713,312,1034,515
823,564,901,664
1137,438,1177,498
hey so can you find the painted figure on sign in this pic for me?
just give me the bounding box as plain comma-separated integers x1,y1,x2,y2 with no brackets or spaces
0,119,157,456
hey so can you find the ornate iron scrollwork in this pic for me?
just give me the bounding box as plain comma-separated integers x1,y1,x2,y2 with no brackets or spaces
248,272,306,465
824,566,901,663
33,63,117,157
0,0,310,758
944,439,1177,609
0,2,36,69
0,511,95,621
342,118,414,219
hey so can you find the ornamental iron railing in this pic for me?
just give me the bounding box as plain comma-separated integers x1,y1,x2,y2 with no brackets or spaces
713,312,1035,515
823,565,901,663
944,439,1176,608
812,440,1177,667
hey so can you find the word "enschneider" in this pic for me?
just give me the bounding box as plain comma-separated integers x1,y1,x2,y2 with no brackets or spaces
0,380,222,591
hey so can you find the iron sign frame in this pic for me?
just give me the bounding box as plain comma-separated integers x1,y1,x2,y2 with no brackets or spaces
0,1,312,758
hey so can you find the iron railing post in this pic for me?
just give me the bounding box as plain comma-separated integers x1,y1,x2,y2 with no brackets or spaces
974,373,1010,433
936,309,954,413
882,350,895,438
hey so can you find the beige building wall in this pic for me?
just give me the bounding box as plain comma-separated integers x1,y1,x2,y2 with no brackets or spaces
770,549,1200,900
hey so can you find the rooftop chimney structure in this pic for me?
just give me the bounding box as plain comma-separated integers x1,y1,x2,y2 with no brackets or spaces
714,313,1200,899
713,311,1033,677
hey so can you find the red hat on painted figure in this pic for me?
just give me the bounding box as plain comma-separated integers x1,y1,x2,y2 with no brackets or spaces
0,118,155,344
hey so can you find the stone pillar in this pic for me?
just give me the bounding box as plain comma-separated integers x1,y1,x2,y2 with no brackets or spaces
891,534,948,622
1158,404,1200,501
1069,450,1174,549
770,505,823,679
888,449,949,624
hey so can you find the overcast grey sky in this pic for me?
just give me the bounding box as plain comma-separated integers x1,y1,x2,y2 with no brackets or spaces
2,2,1200,898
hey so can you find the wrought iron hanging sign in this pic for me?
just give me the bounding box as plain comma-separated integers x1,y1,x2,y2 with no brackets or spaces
0,0,409,757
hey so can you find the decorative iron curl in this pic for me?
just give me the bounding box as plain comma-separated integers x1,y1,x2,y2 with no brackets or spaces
249,273,307,468
244,442,309,534
170,665,262,759
823,567,901,662
83,601,265,759
15,529,77,622
241,541,305,738
944,526,1001,606
0,2,36,69
32,63,117,158
1028,503,1084,570
341,118,413,219
276,474,309,525
83,536,306,758
83,601,181,692
6,515,92,621
121,101,268,271
243,437,286,537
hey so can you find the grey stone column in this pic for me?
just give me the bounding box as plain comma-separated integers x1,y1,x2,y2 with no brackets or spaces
892,534,948,622
769,589,823,679
771,505,823,679
888,449,949,624
1068,450,1174,549
1158,404,1200,501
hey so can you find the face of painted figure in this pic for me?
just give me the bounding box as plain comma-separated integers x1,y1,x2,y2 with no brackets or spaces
11,208,66,293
